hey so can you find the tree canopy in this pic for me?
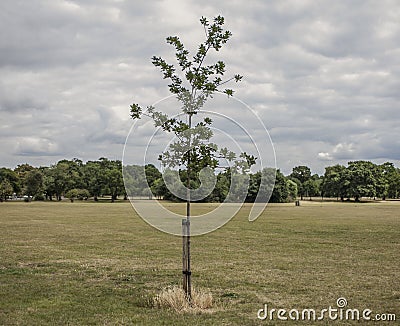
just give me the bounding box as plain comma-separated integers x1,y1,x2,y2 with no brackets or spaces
1,158,399,203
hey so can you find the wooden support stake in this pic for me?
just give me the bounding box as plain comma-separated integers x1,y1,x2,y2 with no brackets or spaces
182,218,191,301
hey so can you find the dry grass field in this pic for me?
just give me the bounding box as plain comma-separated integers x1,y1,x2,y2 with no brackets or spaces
0,200,399,325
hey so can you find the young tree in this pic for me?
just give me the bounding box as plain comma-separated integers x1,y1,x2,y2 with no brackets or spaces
129,15,253,300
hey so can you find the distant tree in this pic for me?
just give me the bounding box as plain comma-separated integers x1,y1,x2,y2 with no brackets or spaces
14,163,35,194
57,159,85,191
24,169,43,200
286,179,298,201
66,188,90,202
387,167,400,199
290,165,312,183
145,164,162,199
212,172,230,202
3,158,400,203
106,168,124,202
99,158,124,202
289,166,311,200
226,173,251,202
270,169,289,203
144,164,161,184
246,169,290,203
14,163,34,175
289,176,302,199
82,160,103,201
51,162,71,200
41,167,56,200
347,161,376,201
322,164,348,200
0,179,13,201
255,168,277,202
246,171,262,203
123,165,147,197
313,175,323,198
151,177,168,199
375,162,397,200
40,160,83,201
66,158,85,190
303,178,319,200
0,168,20,195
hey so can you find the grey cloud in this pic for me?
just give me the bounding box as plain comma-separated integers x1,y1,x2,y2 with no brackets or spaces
0,0,161,68
0,0,399,175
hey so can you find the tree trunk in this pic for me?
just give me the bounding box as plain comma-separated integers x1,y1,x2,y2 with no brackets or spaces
183,111,192,302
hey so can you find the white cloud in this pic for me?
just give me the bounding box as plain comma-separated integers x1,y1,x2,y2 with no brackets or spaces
318,152,333,161
14,137,60,156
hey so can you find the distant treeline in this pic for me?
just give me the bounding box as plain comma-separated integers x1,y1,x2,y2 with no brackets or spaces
0,158,399,202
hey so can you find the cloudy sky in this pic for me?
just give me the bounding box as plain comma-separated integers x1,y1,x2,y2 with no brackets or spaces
1,0,399,175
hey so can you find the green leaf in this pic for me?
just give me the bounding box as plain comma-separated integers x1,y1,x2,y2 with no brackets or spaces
130,103,142,119
234,74,243,82
224,89,234,96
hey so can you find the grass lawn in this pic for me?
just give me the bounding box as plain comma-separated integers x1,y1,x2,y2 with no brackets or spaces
0,200,399,325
